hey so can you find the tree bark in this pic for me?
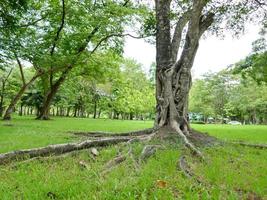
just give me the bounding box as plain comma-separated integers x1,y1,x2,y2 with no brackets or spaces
0,84,5,117
93,100,97,119
3,73,41,120
37,66,72,120
154,0,214,155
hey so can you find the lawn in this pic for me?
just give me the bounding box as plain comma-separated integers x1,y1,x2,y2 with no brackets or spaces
0,117,266,199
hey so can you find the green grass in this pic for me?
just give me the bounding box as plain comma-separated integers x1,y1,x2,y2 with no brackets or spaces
192,124,267,143
0,117,266,199
0,116,152,153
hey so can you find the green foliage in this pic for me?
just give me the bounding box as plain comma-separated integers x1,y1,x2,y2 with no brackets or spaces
233,51,267,84
110,59,155,118
190,60,267,124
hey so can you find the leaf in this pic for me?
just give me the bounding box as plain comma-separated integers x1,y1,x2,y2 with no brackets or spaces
156,180,167,188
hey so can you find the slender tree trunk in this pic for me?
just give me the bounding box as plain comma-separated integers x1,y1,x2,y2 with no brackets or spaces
0,92,4,117
93,100,97,119
19,104,23,116
73,107,77,117
66,107,70,117
3,73,40,120
0,68,13,117
98,109,101,118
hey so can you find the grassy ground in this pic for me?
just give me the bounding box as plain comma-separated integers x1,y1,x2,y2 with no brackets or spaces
0,116,153,153
0,117,266,199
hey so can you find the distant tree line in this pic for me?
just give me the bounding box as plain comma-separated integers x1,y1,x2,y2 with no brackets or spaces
189,37,267,124
0,57,155,120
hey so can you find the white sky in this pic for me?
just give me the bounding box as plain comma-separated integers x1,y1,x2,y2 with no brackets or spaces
124,24,262,78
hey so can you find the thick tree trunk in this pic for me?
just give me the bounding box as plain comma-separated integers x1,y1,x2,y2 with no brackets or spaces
153,0,214,156
37,66,72,120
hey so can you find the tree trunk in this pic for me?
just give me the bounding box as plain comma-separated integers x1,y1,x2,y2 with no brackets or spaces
93,100,97,119
98,109,101,118
155,0,213,130
153,0,214,156
0,68,13,117
19,104,23,116
73,107,77,117
0,91,4,117
37,66,72,120
3,74,40,120
66,107,70,117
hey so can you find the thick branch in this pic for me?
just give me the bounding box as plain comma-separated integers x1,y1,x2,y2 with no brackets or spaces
50,0,66,56
49,0,66,87
171,9,192,62
199,12,215,36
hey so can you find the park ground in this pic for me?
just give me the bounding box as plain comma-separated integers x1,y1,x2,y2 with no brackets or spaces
0,117,266,199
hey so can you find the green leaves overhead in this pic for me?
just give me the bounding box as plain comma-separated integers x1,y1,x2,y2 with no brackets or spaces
233,38,267,84
0,0,140,70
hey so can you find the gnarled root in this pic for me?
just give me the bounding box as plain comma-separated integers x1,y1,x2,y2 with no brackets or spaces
171,121,204,159
0,137,131,165
178,155,202,184
231,142,267,149
73,128,155,138
139,145,164,162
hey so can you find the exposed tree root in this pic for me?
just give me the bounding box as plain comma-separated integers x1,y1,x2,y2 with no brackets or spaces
0,125,218,166
156,123,214,159
231,142,267,149
178,155,205,185
178,155,194,178
102,154,127,173
139,145,164,162
101,142,134,175
72,128,155,138
0,137,131,165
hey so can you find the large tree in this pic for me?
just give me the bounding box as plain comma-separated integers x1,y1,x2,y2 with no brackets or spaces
0,0,142,120
153,0,266,154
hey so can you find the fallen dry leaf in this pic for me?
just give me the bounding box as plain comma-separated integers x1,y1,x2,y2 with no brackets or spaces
156,180,167,188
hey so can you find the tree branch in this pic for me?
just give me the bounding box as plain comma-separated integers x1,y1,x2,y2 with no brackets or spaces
3,67,13,84
89,33,148,56
199,12,215,36
171,9,192,62
50,0,66,56
19,14,49,28
254,0,267,7
14,53,26,86
49,0,66,87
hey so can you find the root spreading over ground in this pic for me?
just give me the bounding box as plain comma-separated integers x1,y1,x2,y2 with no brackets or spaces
1,125,264,182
